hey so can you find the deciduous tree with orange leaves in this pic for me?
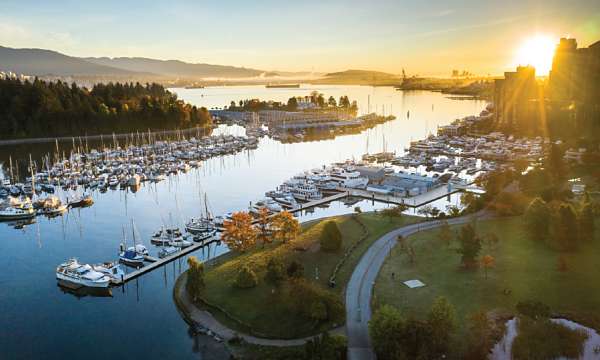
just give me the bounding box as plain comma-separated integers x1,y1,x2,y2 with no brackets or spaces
271,211,301,243
256,207,272,247
221,211,258,252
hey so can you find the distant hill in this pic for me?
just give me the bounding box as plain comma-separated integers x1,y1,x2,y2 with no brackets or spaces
313,69,401,85
85,57,265,79
0,46,140,76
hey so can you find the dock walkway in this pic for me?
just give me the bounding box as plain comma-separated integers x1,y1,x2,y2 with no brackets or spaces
339,184,465,208
112,238,218,285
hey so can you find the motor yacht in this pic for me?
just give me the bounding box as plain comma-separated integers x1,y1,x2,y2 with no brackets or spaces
56,259,111,288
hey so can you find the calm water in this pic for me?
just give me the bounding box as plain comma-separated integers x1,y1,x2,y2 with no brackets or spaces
0,86,485,359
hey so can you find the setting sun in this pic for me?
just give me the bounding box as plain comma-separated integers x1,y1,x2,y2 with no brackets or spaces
514,35,557,76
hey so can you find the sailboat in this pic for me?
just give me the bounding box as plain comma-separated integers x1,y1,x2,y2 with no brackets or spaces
119,222,148,267
185,193,217,241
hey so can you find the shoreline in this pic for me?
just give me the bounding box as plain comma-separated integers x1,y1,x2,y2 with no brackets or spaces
0,125,214,146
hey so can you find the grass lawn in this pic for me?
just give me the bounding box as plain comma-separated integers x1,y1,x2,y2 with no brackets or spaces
373,216,600,333
199,212,420,339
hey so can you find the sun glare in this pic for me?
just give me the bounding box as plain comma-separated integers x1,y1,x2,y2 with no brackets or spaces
514,35,556,76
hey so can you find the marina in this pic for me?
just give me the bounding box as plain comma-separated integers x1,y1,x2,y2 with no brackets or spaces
0,85,486,359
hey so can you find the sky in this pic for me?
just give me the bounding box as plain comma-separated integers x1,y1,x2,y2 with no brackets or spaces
1,0,599,76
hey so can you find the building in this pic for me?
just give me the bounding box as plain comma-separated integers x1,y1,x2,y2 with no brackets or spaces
354,166,386,183
549,38,600,103
493,65,541,134
547,38,600,140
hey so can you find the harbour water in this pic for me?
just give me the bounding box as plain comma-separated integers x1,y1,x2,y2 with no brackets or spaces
0,85,485,359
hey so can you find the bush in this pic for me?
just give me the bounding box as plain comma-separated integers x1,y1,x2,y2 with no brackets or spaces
512,317,588,360
234,265,258,289
287,260,304,278
516,300,550,320
289,279,344,323
304,332,347,360
265,257,286,284
320,221,342,251
186,256,205,301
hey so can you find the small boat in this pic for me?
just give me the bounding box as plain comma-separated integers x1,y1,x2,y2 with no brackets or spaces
119,243,148,267
192,228,217,242
169,237,193,248
151,227,184,245
68,193,94,208
0,205,35,220
92,261,125,283
185,218,215,234
35,196,68,216
158,246,179,259
56,259,111,288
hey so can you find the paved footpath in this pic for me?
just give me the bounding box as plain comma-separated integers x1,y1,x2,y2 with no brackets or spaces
345,213,487,360
175,273,344,346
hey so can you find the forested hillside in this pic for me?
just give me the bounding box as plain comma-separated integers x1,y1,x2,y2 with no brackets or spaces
0,79,211,139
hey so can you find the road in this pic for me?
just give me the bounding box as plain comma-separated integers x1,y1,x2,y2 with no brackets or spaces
345,214,485,360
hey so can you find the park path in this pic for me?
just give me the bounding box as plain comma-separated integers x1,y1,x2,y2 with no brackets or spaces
345,213,487,360
174,273,344,347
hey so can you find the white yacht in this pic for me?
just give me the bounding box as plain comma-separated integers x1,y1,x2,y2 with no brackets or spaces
282,180,323,201
329,169,369,189
250,198,282,214
56,259,111,288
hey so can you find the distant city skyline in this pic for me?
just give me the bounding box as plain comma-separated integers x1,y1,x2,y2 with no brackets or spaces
1,0,599,76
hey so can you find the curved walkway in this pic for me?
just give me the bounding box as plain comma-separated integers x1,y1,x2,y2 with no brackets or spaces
174,273,344,347
345,213,487,360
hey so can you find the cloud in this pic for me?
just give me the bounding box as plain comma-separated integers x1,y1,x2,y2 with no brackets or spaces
407,15,526,38
430,9,456,18
0,20,31,44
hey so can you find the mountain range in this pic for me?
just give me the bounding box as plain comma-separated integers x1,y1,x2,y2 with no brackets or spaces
0,46,270,79
0,45,398,84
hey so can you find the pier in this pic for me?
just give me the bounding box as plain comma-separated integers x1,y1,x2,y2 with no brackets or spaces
112,238,218,285
340,184,466,208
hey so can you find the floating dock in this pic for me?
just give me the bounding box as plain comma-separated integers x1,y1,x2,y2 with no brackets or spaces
112,238,218,285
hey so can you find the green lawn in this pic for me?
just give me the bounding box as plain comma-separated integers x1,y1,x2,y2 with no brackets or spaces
199,212,420,339
373,216,600,332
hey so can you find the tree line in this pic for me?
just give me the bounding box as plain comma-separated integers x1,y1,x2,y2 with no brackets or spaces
0,78,212,139
227,91,358,113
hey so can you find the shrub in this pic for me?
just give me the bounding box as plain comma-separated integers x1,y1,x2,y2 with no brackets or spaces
289,279,344,323
287,260,304,278
234,265,258,289
265,257,286,284
304,332,347,360
320,221,342,251
512,317,588,360
186,256,205,301
516,300,550,320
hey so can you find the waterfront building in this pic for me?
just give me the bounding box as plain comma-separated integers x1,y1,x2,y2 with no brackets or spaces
547,38,600,140
493,65,541,135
